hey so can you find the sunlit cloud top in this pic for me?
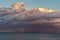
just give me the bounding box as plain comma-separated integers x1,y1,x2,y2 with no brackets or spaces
11,2,56,13
39,8,55,13
12,3,25,10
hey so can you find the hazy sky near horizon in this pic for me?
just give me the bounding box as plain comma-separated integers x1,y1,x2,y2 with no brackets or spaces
0,0,60,10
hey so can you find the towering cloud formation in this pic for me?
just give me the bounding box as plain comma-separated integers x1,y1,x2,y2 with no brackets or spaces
12,3,25,10
0,2,57,22
0,2,60,32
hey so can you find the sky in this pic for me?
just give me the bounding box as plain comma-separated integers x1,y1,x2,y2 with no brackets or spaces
0,0,60,10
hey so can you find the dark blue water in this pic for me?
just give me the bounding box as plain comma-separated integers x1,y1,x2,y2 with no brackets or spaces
0,33,60,40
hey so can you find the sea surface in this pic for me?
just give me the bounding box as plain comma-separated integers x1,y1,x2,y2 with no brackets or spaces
0,33,60,40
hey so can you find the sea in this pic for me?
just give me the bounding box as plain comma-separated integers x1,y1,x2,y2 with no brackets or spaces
0,33,60,40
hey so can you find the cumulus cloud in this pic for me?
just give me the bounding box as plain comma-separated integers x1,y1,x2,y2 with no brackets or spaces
0,2,60,32
12,3,25,10
0,2,58,23
0,3,59,21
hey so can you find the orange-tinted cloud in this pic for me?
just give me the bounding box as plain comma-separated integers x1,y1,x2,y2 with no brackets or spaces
39,8,55,13
12,3,25,10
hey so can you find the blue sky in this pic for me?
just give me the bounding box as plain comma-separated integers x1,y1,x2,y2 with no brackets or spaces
0,0,60,10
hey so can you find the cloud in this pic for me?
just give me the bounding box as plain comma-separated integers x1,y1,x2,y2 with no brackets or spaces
11,3,25,10
39,8,55,13
0,3,58,23
0,3,56,22
0,2,60,32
